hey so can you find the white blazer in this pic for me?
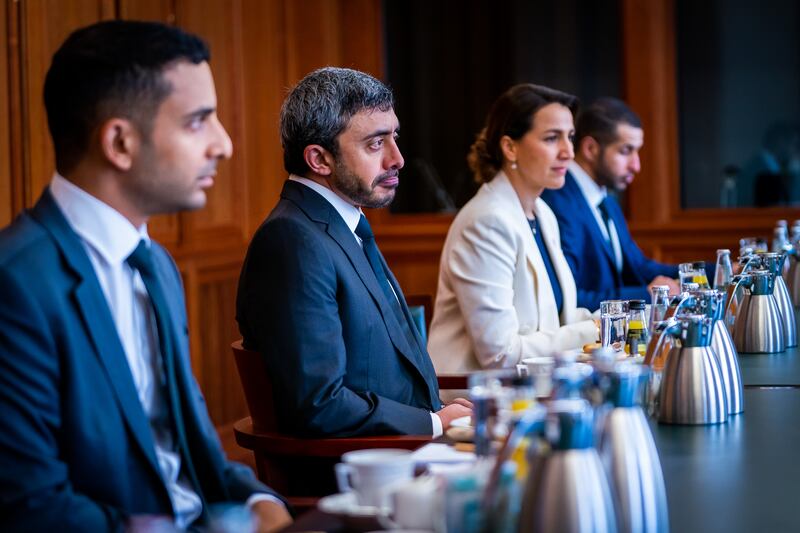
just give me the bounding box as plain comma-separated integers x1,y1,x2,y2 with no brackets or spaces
428,171,598,373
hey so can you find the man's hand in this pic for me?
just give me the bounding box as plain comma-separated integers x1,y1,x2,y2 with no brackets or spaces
436,398,473,429
251,500,292,533
649,275,680,295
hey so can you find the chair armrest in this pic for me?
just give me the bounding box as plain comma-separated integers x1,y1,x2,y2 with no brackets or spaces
437,374,468,390
233,418,432,457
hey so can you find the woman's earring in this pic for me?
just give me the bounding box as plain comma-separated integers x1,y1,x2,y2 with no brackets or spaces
511,162,518,170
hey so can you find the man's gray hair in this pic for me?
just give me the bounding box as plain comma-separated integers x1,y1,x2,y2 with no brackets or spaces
280,67,395,176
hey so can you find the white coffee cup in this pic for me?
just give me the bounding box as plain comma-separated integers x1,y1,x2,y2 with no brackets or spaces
516,356,555,397
334,449,414,509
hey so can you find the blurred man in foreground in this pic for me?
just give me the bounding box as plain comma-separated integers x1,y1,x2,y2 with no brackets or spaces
0,20,290,532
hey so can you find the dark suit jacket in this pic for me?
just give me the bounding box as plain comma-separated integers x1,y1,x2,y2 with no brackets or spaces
541,172,679,311
0,190,277,532
236,180,441,437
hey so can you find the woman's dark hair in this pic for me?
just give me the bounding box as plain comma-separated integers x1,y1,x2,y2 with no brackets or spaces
44,20,210,175
468,83,578,183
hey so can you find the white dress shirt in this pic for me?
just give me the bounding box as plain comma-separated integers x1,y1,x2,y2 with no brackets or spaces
50,175,280,527
569,161,623,272
289,175,443,437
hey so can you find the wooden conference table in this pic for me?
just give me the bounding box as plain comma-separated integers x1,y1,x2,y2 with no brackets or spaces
285,343,800,532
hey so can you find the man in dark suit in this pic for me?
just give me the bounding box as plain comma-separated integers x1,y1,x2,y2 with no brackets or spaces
541,98,679,311
237,67,471,438
0,21,290,532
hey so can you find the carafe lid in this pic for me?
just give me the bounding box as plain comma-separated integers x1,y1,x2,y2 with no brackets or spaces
546,399,594,450
686,288,726,320
604,362,648,408
552,363,593,399
673,314,714,347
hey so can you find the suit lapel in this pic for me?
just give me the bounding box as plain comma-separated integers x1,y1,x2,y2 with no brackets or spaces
536,199,578,319
604,196,646,285
281,182,428,373
567,174,618,272
30,190,163,479
382,260,440,402
488,175,560,331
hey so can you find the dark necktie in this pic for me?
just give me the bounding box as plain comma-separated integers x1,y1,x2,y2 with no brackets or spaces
597,196,614,243
126,240,206,510
355,215,421,352
597,197,622,272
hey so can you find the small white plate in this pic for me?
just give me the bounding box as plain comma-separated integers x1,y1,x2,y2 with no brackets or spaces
318,492,392,530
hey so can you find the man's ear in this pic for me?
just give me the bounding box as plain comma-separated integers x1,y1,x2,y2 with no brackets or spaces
581,136,602,164
98,118,139,171
303,145,335,176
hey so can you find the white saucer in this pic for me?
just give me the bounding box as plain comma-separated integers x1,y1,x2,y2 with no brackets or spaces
318,492,392,529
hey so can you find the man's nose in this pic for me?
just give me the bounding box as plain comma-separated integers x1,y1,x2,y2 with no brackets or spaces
629,152,641,173
210,116,233,160
386,138,404,170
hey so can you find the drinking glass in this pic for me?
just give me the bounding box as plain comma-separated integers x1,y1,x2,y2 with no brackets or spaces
679,262,710,291
600,299,628,349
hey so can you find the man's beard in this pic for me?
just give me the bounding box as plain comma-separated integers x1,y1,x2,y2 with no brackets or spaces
594,153,627,191
332,160,398,208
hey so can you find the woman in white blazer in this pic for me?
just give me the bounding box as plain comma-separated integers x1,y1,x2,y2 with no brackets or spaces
428,84,598,373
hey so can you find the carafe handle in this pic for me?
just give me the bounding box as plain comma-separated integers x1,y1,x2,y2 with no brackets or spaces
644,318,678,366
482,406,544,512
725,275,748,319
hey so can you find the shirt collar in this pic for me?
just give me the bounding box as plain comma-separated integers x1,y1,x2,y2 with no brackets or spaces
288,174,362,234
50,173,148,266
569,160,607,208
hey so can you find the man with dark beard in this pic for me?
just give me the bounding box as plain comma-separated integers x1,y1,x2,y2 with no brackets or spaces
236,68,471,438
541,98,679,312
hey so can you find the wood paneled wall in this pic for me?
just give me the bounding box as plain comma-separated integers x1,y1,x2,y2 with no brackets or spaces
2,0,796,429
0,0,382,427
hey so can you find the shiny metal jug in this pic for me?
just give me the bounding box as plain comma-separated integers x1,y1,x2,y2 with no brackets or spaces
732,270,786,353
757,252,797,347
658,314,728,425
644,292,696,413
687,289,743,415
596,363,668,533
517,398,618,533
790,241,800,307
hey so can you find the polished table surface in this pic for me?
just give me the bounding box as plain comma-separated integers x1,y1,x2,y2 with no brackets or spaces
652,387,800,532
739,345,800,386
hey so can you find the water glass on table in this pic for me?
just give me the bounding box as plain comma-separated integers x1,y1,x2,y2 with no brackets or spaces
679,261,710,291
600,300,628,350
